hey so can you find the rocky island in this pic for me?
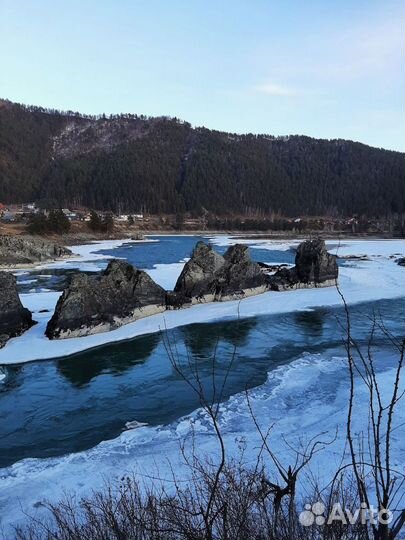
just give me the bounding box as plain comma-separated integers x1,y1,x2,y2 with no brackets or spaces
269,238,338,291
43,238,339,341
0,235,72,267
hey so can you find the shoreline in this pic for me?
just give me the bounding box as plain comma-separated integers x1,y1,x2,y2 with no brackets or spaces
0,254,75,271
1,226,403,243
0,237,156,272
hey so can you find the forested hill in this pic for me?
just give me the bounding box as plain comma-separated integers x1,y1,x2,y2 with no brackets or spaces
1,98,404,217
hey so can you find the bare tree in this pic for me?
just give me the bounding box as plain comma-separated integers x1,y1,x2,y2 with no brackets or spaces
334,285,405,540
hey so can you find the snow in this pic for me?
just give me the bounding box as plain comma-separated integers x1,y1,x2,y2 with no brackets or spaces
12,238,158,274
0,348,403,534
0,239,403,365
209,235,405,258
146,259,188,290
0,237,404,533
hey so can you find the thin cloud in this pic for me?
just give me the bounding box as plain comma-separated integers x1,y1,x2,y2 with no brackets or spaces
254,82,297,97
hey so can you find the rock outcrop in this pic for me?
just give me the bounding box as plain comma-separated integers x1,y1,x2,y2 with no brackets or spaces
44,239,338,341
269,238,338,291
0,271,34,347
173,241,267,302
396,257,405,267
213,244,268,299
174,242,225,300
46,260,166,339
0,235,72,266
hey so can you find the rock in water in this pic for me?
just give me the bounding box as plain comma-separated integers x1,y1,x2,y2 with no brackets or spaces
270,238,338,291
46,260,166,339
0,272,34,347
174,241,225,300
174,241,267,302
214,244,267,299
0,235,72,266
295,239,338,283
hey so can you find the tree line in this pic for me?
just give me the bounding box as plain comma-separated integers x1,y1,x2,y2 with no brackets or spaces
1,100,404,220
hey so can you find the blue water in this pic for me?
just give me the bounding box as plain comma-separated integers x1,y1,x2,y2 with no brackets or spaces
15,235,297,293
96,235,297,267
0,298,403,467
3,235,401,469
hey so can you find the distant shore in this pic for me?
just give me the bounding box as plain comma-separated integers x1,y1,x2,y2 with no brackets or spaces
1,224,402,246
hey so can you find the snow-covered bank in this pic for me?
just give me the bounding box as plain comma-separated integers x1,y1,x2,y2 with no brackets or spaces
0,347,403,534
0,239,403,365
209,235,405,258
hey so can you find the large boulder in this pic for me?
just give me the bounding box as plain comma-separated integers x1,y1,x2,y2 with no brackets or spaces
46,260,166,339
174,241,267,302
0,235,72,266
270,238,338,291
0,272,34,347
214,244,267,299
295,239,338,283
174,241,225,300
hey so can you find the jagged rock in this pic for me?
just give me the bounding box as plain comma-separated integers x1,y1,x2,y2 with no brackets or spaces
0,235,72,266
0,271,34,347
174,241,267,302
270,238,338,291
295,239,338,283
46,260,166,339
174,241,225,300
214,244,268,299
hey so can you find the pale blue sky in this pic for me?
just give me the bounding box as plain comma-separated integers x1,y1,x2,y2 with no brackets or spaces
1,0,404,150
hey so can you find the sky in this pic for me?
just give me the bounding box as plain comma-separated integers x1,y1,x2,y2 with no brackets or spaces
1,0,404,151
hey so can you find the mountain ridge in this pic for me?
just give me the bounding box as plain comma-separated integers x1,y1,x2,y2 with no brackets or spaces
1,98,404,217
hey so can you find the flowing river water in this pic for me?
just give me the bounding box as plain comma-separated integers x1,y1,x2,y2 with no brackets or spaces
0,236,403,469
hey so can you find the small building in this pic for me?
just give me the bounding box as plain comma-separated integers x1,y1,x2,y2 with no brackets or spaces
61,208,78,220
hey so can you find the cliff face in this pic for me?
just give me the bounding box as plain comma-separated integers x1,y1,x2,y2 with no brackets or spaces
0,235,72,266
0,272,34,347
